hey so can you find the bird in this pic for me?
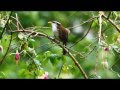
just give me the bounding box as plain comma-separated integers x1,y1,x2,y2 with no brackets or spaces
48,21,70,55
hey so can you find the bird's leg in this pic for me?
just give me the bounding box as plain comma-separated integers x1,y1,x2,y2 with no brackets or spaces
63,42,67,55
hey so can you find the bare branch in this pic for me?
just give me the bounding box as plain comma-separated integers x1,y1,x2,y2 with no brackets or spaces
86,46,97,56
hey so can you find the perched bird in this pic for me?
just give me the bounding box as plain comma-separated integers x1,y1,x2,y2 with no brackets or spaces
48,21,70,55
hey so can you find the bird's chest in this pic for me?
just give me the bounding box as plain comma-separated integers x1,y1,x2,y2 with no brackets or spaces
52,24,59,39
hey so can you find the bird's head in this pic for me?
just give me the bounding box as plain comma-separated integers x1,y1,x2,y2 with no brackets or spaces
48,21,62,27
48,21,70,34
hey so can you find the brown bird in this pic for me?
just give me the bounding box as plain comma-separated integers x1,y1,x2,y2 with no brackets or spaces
48,21,70,55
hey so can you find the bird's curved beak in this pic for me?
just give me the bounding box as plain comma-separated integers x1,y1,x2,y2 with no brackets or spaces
48,21,52,24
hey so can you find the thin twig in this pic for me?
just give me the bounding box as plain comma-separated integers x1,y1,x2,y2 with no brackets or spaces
11,29,88,79
69,20,94,48
98,12,102,43
0,11,13,39
11,16,24,30
102,14,120,33
68,16,98,29
107,11,112,19
86,46,97,57
94,50,98,73
26,52,38,70
58,63,64,78
37,45,55,55
68,48,85,58
11,21,18,28
101,27,108,34
16,13,19,31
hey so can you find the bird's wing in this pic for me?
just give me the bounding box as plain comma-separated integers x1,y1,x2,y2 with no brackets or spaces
58,26,69,45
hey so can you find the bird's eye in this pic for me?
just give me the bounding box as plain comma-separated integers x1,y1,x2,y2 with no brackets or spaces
52,21,61,25
57,23,60,25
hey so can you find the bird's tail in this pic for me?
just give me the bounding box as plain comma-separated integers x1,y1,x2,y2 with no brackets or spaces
63,43,67,55
63,48,67,55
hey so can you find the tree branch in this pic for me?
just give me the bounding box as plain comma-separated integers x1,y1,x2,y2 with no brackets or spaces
11,29,88,79
102,14,120,33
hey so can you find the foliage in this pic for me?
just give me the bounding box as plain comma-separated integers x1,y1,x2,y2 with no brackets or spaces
0,11,120,79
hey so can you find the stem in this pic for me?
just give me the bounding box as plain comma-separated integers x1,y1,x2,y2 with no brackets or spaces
58,63,64,78
98,13,102,43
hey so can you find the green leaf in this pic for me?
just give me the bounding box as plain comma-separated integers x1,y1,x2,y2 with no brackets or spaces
102,20,107,26
111,59,120,74
69,65,76,74
28,39,35,47
110,46,120,75
89,73,101,79
18,32,25,40
40,51,51,66
92,19,98,28
112,33,120,42
0,72,6,78
43,51,51,61
62,64,69,73
44,51,51,57
49,54,58,65
23,50,27,56
111,44,120,53
62,55,67,63
1,35,11,47
18,69,26,77
0,19,6,28
35,69,44,76
27,61,37,72
29,39,35,43
21,42,28,51
27,47,37,56
19,69,34,78
33,59,41,66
